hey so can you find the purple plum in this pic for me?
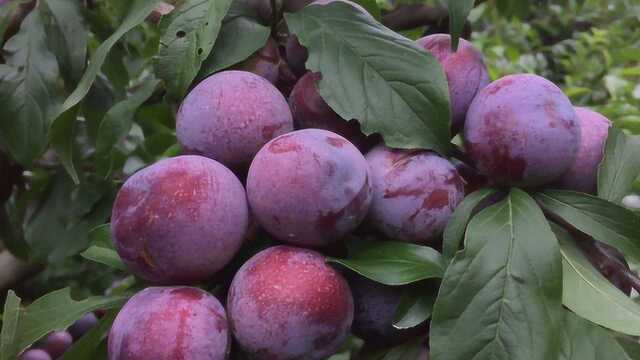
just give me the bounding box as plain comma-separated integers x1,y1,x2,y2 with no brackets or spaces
556,107,611,193
366,145,465,245
108,287,229,360
464,74,580,187
68,313,99,340
416,34,490,134
19,350,52,360
289,72,373,150
233,38,281,85
111,155,249,284
246,129,372,247
227,246,354,359
176,70,293,170
41,331,73,358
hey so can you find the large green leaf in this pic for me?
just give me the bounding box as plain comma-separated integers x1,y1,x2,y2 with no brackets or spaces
553,224,640,336
442,188,497,260
60,310,117,360
154,0,233,99
535,190,640,267
558,311,634,360
198,2,270,78
2,288,128,359
598,128,640,204
447,0,474,50
328,241,446,286
430,189,563,360
0,9,61,166
393,285,436,329
285,2,451,154
0,291,21,360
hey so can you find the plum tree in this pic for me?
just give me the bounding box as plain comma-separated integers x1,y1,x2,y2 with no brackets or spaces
246,129,372,247
111,155,249,284
19,349,52,360
416,34,490,134
289,72,372,150
68,313,98,340
233,38,281,85
365,145,465,245
176,71,293,170
108,287,229,360
348,274,424,344
227,246,354,359
556,107,611,193
464,74,580,187
41,330,73,358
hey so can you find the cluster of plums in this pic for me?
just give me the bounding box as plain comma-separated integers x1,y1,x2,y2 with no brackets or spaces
19,313,100,360
57,1,619,359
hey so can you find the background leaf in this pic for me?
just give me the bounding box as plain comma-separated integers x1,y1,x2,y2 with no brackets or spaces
0,291,21,360
48,108,80,184
430,189,563,360
598,128,640,204
393,285,436,329
447,0,474,50
285,2,451,153
80,224,125,271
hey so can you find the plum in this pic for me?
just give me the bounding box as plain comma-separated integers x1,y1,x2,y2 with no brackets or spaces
176,70,293,170
108,287,229,360
233,38,281,85
41,331,73,358
348,274,424,345
227,246,354,359
246,129,372,247
68,313,99,340
365,145,465,245
19,349,52,360
464,74,580,187
111,155,249,284
289,72,372,150
416,34,490,134
556,107,611,193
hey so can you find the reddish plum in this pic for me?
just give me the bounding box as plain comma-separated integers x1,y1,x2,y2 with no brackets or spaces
111,155,249,284
19,350,52,360
464,74,580,187
227,246,354,359
366,145,465,245
416,34,490,134
177,70,293,170
108,287,229,360
556,107,611,193
246,129,372,247
41,331,73,358
289,72,372,149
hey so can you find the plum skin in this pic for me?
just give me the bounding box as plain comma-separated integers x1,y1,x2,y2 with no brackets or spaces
366,145,465,245
233,38,281,85
19,349,52,360
246,129,372,247
556,107,611,193
111,155,249,284
68,312,99,340
227,245,354,360
176,70,293,170
108,287,229,360
289,72,372,150
416,34,490,134
41,330,73,358
464,74,580,187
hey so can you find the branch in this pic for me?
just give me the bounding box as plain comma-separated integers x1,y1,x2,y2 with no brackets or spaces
0,251,41,292
381,4,448,31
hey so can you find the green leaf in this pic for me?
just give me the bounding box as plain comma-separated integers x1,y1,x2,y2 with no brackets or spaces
49,108,80,184
95,77,160,155
8,288,128,359
87,224,115,249
154,0,232,99
352,0,381,20
285,2,451,154
442,188,497,260
558,310,634,360
198,3,270,78
0,291,21,360
535,190,640,268
0,9,62,166
56,0,159,116
393,285,436,329
447,0,474,50
40,0,87,84
80,224,125,270
431,189,563,360
59,310,117,360
553,224,640,336
328,241,445,286
381,338,425,360
598,128,640,204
